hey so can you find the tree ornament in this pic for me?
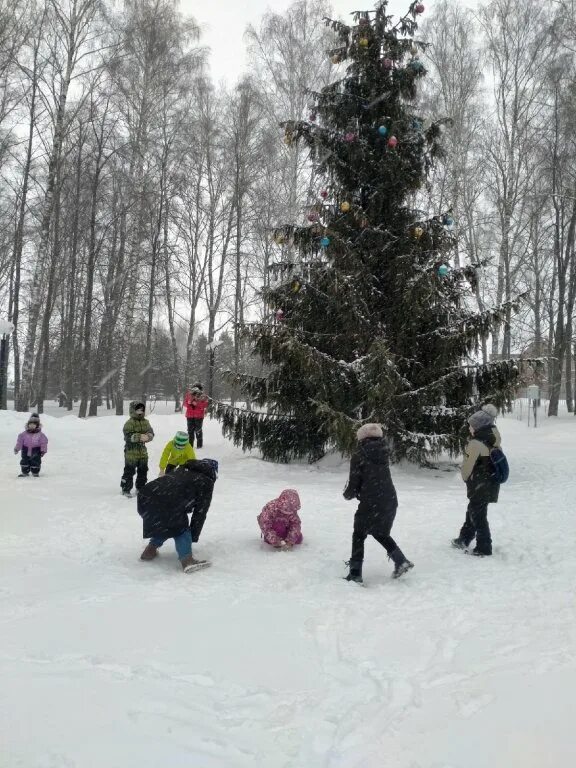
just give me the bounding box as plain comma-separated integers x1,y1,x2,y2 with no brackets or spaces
284,133,293,146
382,58,393,70
344,131,357,143
291,279,302,293
438,264,449,277
415,3,425,13
413,226,424,239
378,125,388,136
308,212,320,222
411,118,422,131
443,214,454,227
274,232,286,245
309,112,317,122
359,37,370,48
331,54,341,64
410,59,425,73
320,189,329,199
411,43,419,56
388,136,398,148
340,201,351,213
275,309,285,322
320,236,330,248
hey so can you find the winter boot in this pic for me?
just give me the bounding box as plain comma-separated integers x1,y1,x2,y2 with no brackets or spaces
140,542,159,561
451,538,468,550
470,548,492,557
122,490,132,498
389,547,414,579
180,555,210,573
344,560,363,584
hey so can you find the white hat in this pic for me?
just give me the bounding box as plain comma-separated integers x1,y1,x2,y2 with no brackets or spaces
356,423,383,441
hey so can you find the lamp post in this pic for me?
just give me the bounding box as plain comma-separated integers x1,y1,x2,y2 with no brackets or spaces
0,319,15,410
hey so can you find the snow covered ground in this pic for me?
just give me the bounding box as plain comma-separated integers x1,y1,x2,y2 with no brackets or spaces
1,405,575,768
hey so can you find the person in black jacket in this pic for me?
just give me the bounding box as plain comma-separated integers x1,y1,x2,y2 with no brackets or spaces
452,407,501,556
343,423,414,582
137,459,218,572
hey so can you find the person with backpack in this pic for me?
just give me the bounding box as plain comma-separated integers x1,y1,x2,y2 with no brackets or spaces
183,382,209,448
452,407,505,557
343,423,414,582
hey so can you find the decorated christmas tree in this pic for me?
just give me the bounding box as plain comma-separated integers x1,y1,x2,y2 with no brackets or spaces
214,0,524,464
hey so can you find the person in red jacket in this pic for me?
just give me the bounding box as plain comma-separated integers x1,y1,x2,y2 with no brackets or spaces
183,382,209,448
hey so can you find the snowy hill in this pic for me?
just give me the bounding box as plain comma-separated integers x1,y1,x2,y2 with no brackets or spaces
1,408,575,767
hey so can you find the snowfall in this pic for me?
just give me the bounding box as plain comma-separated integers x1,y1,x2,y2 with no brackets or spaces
1,401,575,768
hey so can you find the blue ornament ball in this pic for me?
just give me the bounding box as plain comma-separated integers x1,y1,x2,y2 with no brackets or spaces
443,215,454,227
411,118,422,131
438,264,449,277
410,59,424,72
378,125,388,136
320,236,330,248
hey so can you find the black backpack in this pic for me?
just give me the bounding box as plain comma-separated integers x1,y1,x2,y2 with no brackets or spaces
488,447,509,484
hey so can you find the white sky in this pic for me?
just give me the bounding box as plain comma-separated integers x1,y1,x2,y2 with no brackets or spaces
180,0,447,85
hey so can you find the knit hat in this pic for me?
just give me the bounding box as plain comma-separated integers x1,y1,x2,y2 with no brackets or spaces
203,458,219,477
468,410,494,432
481,403,498,420
173,431,189,450
356,423,383,441
29,413,40,423
133,401,145,413
193,382,203,391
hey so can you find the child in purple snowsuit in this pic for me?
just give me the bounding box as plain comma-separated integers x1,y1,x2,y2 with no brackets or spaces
257,489,303,550
14,414,48,477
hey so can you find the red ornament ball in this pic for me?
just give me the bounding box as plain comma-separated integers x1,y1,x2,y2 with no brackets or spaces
388,136,398,148
320,189,328,199
415,3,425,13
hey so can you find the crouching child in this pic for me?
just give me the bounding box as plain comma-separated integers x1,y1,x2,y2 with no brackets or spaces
138,458,218,572
258,489,303,550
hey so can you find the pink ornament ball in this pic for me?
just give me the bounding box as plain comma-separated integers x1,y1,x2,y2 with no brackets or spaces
345,131,357,143
308,212,319,222
320,189,328,199
388,136,398,148
415,3,425,13
275,309,285,321
383,58,393,70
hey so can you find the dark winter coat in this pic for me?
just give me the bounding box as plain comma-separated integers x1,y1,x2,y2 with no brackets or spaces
462,425,500,504
137,460,216,539
343,437,398,537
123,415,154,463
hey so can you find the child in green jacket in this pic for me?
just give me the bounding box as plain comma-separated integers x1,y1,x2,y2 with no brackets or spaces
121,401,154,497
159,431,196,475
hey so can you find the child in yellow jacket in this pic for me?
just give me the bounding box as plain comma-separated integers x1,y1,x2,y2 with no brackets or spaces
159,432,196,475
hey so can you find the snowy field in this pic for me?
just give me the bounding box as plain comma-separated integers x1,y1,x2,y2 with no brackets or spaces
1,405,575,768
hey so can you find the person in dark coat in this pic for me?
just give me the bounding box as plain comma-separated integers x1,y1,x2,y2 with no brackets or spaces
343,424,414,582
138,458,218,572
452,408,501,556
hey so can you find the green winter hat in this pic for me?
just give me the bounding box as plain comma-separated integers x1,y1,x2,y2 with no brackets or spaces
174,431,189,449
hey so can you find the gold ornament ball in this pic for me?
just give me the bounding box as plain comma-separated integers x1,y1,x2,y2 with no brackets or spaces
274,233,286,245
291,280,302,294
340,201,351,213
413,226,424,239
331,54,341,64
359,37,370,48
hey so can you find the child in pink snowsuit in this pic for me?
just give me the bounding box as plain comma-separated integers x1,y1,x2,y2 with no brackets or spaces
258,489,303,550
